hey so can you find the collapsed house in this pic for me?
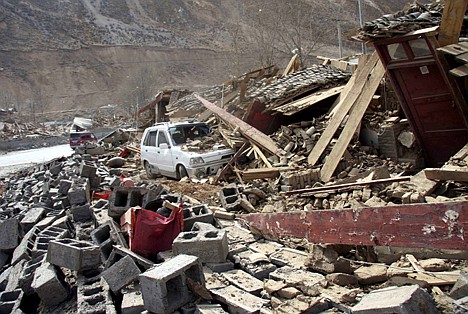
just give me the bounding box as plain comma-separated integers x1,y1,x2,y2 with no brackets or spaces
0,1,468,313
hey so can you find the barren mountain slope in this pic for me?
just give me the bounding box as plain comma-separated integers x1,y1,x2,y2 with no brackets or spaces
0,0,429,114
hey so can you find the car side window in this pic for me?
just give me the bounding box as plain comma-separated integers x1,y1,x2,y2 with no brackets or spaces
157,131,168,147
144,131,157,147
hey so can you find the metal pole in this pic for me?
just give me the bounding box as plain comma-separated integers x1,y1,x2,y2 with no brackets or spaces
358,0,367,54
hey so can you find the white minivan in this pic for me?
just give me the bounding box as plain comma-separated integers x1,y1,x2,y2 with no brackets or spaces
140,121,235,179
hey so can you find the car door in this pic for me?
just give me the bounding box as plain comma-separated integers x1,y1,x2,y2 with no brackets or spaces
142,130,160,173
155,130,175,176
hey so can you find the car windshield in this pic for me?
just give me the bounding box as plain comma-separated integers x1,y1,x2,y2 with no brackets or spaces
169,124,210,145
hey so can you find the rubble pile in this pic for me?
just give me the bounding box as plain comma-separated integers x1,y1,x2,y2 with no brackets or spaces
357,2,445,41
0,152,466,313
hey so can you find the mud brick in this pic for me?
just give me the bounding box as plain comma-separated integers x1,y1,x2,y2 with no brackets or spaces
140,254,204,314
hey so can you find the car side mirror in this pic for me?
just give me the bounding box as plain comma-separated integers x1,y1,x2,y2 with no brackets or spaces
159,143,170,149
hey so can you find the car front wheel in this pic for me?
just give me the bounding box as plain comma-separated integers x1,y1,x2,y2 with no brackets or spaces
177,165,188,179
144,161,157,179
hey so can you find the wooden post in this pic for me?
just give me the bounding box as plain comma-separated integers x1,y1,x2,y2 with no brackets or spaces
438,0,468,47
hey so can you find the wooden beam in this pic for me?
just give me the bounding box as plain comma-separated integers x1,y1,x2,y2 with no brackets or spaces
424,167,468,182
273,86,345,116
308,52,379,166
196,95,285,157
320,60,386,182
282,54,299,77
241,201,468,250
438,0,468,47
214,142,250,184
283,176,411,196
251,143,273,168
408,271,460,286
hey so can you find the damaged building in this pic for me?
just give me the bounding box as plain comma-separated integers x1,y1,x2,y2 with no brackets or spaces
1,1,468,314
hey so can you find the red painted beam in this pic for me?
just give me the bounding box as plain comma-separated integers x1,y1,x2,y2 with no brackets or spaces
240,201,468,250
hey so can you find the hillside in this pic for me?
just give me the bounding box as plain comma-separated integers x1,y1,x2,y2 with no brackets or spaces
0,0,429,115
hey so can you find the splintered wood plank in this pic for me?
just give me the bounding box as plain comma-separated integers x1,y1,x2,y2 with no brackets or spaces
282,54,299,77
241,201,468,250
438,0,468,47
450,64,468,77
408,271,460,285
196,95,285,157
274,86,345,116
320,60,385,182
424,167,468,182
308,52,379,166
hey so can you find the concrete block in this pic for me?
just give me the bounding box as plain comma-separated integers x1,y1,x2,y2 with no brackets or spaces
19,255,46,296
451,269,468,300
0,289,24,313
68,178,90,206
79,160,97,178
352,285,439,314
122,286,145,314
139,254,204,314
34,209,66,230
173,230,228,263
6,259,26,292
47,238,100,271
222,269,264,295
195,304,228,314
242,262,277,280
20,207,46,233
58,179,73,195
12,227,39,265
77,272,117,314
306,244,353,274
191,222,218,232
224,225,257,244
71,203,93,222
183,205,214,231
91,219,128,264
102,256,141,293
269,266,326,295
0,218,20,250
0,251,9,270
109,187,159,219
218,186,241,211
211,285,268,314
270,247,308,268
454,296,468,314
206,261,234,273
31,262,69,306
105,245,154,270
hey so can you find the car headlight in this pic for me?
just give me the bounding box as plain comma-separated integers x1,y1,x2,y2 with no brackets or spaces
189,157,205,166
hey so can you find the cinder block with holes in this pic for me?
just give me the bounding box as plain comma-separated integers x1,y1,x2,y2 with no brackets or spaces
91,219,128,264
12,226,39,265
172,230,228,263
32,225,70,258
20,207,46,233
19,254,46,296
47,238,100,271
182,205,214,231
77,271,117,314
79,160,97,178
140,254,204,314
0,289,24,313
71,203,93,222
108,186,166,219
31,262,69,306
218,186,241,211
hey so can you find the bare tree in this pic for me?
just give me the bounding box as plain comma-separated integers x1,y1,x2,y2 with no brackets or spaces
247,0,335,67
